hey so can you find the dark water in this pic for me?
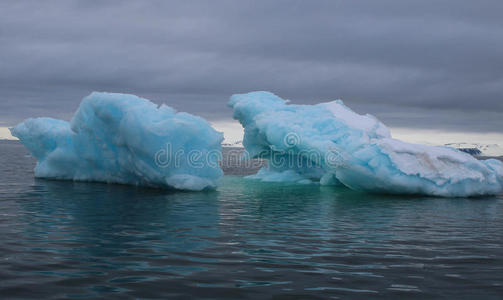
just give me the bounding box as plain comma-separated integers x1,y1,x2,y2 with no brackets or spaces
1,141,502,299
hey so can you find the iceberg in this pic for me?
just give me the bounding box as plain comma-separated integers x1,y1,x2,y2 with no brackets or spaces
11,92,223,191
229,91,503,197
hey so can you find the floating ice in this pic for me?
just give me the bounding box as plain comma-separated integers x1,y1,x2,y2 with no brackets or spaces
229,91,503,197
11,92,223,191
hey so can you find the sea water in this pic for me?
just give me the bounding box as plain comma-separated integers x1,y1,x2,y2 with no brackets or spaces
1,140,502,299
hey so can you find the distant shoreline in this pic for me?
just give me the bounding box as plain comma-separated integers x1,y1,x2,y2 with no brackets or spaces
5,139,502,162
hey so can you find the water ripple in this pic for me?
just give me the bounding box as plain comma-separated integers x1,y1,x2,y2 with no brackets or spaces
1,142,503,299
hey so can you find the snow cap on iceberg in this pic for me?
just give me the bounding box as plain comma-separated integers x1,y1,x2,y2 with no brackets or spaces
11,92,224,191
229,91,503,197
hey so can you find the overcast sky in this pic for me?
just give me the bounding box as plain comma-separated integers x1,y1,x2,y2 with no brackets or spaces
1,0,502,143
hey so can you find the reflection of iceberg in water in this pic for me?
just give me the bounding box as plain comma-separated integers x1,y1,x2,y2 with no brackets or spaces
17,179,220,284
229,91,503,197
5,172,503,297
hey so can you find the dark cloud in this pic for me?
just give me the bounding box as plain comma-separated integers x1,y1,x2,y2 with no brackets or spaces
1,0,502,133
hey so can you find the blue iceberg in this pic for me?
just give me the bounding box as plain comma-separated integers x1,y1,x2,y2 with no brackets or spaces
229,91,503,197
11,92,223,191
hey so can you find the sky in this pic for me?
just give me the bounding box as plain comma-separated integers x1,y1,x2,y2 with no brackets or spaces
1,0,502,144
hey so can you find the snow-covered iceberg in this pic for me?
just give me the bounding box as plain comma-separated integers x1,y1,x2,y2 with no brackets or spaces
11,92,223,191
229,91,503,197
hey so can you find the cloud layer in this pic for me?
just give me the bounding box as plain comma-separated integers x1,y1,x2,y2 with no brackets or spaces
1,0,502,135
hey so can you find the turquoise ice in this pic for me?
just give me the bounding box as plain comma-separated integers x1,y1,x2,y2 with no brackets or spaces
229,91,503,197
11,92,223,191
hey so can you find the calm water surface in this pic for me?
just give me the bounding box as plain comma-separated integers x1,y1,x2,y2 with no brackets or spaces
1,140,502,299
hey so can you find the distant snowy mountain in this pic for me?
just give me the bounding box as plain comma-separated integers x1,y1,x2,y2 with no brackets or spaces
445,143,503,157
222,140,243,147
0,127,17,140
221,140,503,155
